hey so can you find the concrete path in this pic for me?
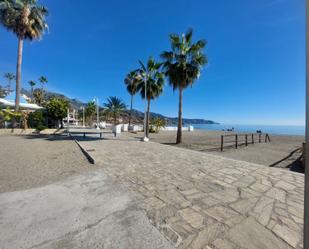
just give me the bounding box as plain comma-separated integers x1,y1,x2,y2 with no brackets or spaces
0,170,173,249
76,138,304,249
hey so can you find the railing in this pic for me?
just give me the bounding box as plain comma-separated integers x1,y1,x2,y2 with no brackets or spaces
220,133,270,151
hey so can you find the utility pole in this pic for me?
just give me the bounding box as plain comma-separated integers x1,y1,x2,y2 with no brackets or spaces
142,74,149,142
304,1,308,248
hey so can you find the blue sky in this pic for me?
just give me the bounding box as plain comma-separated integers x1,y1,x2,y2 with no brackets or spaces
0,0,305,125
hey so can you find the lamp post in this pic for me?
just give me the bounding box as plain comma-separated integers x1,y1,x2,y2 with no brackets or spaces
93,97,100,130
142,74,149,142
80,106,85,127
67,108,70,136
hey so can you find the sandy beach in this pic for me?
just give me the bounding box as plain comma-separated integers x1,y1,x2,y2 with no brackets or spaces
0,133,304,248
126,130,305,170
0,135,94,193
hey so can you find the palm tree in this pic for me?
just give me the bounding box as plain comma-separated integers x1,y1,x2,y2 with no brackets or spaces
4,72,15,92
103,96,127,125
161,29,207,144
0,0,48,112
39,76,47,90
124,70,139,126
28,80,36,98
135,57,164,137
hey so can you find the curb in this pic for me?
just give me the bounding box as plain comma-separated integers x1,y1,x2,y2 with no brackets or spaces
73,137,95,164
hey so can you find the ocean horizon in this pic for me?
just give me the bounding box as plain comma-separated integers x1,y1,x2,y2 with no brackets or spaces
194,124,305,136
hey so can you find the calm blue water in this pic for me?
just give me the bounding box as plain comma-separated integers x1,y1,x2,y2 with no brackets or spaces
194,124,305,136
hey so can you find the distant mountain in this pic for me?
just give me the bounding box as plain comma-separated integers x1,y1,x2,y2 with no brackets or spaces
21,88,218,125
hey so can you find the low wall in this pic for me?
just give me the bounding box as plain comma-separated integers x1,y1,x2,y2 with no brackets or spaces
160,126,194,132
0,128,66,136
126,125,194,132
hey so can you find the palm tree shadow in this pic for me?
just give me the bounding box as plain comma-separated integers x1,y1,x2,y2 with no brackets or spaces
288,158,304,173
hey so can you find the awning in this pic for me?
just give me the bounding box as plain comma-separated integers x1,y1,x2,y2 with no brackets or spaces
0,98,43,110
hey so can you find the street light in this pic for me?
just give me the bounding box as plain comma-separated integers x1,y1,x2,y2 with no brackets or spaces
80,106,85,127
66,107,70,136
93,97,100,130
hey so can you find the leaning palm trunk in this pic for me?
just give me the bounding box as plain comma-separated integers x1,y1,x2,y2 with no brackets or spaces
15,38,23,113
176,86,183,144
146,98,151,137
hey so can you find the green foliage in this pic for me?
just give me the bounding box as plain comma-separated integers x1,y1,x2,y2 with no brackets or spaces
161,29,207,143
0,107,20,122
28,110,46,131
150,117,167,133
85,101,96,118
0,85,8,98
103,96,127,125
3,72,15,92
124,70,139,96
0,0,48,41
32,88,44,105
0,108,22,128
45,97,70,127
161,28,207,90
39,76,48,88
135,57,164,100
28,80,36,88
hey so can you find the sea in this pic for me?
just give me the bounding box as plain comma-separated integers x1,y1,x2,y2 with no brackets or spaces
194,124,305,136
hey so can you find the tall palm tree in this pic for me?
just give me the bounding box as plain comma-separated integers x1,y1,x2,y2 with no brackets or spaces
0,0,48,112
38,76,47,101
161,29,207,144
135,57,164,137
28,80,36,98
4,72,15,92
103,96,127,125
39,76,47,90
124,70,139,126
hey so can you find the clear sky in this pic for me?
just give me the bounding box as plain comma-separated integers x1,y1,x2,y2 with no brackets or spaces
0,0,305,125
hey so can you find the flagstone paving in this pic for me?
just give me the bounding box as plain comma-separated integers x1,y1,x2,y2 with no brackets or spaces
76,137,304,249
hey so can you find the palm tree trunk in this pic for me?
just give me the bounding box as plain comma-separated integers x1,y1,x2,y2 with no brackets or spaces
114,112,117,125
129,94,133,126
15,38,23,113
146,98,151,137
176,86,183,144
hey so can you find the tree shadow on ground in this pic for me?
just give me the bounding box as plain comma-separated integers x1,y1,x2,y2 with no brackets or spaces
21,134,103,142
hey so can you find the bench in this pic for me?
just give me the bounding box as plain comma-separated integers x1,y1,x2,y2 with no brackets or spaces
68,131,104,139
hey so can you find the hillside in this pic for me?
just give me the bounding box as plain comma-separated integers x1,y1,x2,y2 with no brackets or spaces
21,88,218,125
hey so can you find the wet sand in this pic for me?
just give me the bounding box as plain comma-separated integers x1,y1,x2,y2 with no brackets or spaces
126,130,304,170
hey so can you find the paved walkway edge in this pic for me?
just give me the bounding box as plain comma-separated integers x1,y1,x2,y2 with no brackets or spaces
73,137,95,164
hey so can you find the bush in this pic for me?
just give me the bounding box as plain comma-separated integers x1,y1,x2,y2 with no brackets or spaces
28,110,47,131
45,97,69,128
151,117,167,133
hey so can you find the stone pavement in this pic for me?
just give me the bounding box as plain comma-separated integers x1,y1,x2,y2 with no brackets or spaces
0,170,173,249
77,137,304,249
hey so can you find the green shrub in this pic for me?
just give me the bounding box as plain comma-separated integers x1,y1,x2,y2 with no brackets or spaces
151,117,167,133
28,110,47,131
